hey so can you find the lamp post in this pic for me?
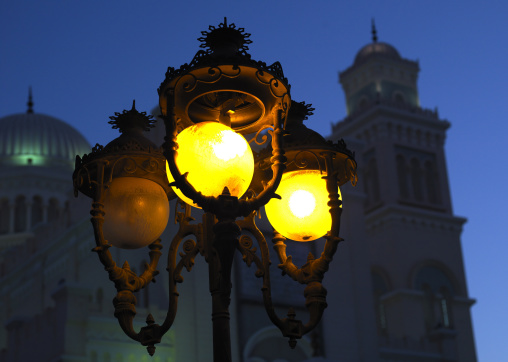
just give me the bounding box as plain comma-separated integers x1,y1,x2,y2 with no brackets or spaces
73,19,357,362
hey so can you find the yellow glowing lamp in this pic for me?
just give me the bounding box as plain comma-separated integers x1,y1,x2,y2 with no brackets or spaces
265,170,340,242
166,121,254,207
103,177,170,249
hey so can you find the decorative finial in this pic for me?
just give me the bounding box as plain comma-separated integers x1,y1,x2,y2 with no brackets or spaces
27,86,34,114
108,100,156,133
371,18,378,43
287,100,315,125
198,18,252,55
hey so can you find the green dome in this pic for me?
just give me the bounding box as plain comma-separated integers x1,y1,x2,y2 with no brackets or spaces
0,112,90,170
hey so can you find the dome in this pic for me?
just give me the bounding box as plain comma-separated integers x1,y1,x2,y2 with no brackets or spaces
354,42,401,66
0,112,91,169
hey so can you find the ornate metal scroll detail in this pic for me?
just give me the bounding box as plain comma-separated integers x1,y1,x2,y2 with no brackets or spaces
248,124,274,146
238,150,348,349
346,157,358,186
158,199,202,338
237,233,264,278
235,209,330,349
158,19,289,98
170,200,202,284
178,65,243,94
288,150,323,172
74,152,168,201
255,68,290,99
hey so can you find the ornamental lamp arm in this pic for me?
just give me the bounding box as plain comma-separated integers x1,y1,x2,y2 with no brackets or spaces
240,108,287,216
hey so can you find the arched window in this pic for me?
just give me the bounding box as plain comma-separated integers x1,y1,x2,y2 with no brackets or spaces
415,265,455,297
410,158,423,201
31,195,44,227
424,161,441,204
0,198,10,234
14,195,27,232
414,265,456,330
244,326,313,362
438,286,453,328
421,283,435,331
48,198,60,222
371,270,390,334
396,155,409,199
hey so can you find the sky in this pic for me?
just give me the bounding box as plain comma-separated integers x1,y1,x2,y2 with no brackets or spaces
1,1,507,360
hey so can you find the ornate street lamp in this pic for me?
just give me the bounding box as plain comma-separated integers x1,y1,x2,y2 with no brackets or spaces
73,19,357,362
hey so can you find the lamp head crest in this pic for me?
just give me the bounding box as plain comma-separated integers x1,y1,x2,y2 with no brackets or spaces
198,17,252,56
108,100,156,133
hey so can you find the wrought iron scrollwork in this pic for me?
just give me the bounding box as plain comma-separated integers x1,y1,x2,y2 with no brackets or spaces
288,150,323,173
237,230,264,278
234,151,346,349
86,157,202,356
248,124,274,146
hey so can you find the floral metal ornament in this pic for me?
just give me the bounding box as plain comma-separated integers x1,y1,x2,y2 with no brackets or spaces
198,17,253,54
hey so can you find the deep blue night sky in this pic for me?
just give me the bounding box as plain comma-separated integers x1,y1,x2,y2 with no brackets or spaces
1,1,507,360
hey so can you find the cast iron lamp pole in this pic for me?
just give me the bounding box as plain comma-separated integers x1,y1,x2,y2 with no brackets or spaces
73,19,357,362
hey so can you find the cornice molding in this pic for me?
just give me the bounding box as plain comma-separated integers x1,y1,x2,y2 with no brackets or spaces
364,204,466,232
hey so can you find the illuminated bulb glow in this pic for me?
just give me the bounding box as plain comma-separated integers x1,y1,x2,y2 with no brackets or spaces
103,177,170,249
166,121,254,207
265,170,341,242
213,130,249,161
289,190,316,218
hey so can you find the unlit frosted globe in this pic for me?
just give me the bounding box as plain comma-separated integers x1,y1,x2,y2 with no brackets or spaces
103,177,170,249
265,170,340,242
166,121,254,208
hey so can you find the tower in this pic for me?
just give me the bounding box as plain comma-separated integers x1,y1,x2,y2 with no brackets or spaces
329,23,477,361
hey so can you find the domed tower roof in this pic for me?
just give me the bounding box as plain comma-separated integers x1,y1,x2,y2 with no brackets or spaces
339,20,420,116
353,42,401,66
353,19,401,66
0,92,90,170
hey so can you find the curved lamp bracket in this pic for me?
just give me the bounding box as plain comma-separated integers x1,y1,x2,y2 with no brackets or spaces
235,151,348,348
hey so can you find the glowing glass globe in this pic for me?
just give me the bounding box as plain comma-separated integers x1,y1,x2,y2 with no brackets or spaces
103,177,170,249
166,121,254,207
265,170,340,242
